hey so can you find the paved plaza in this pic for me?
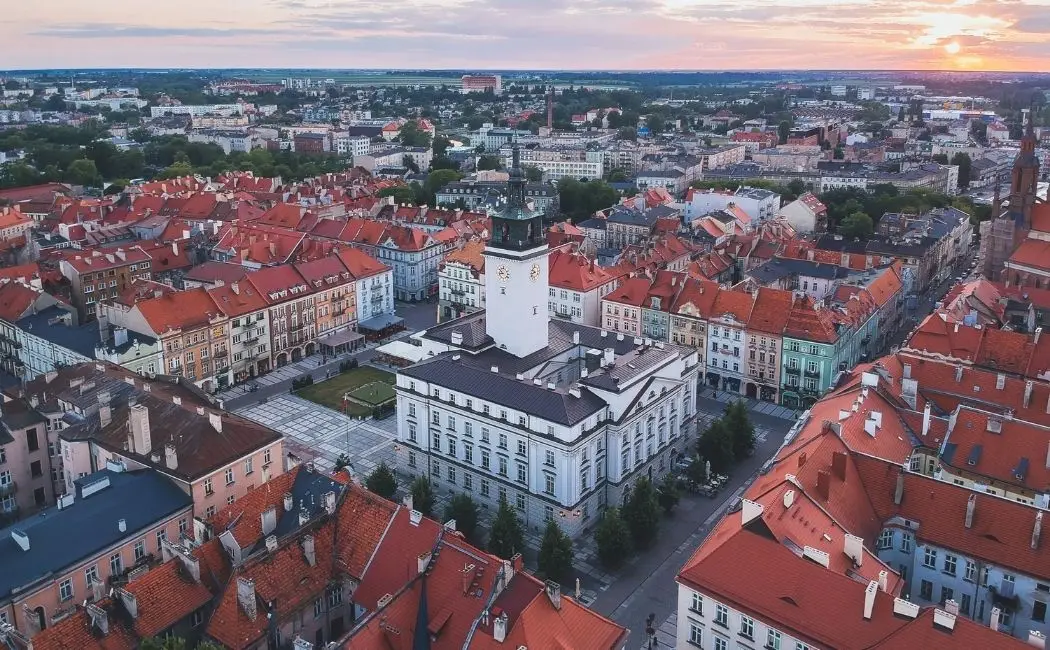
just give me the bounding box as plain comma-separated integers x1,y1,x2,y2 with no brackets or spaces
234,394,397,476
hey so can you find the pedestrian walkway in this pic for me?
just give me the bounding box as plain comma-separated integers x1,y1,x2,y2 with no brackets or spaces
697,387,799,420
638,611,677,649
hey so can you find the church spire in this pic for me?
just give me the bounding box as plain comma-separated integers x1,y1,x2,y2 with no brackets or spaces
1008,108,1040,229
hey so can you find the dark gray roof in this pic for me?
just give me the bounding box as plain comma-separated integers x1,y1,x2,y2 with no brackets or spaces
749,258,851,284
576,218,607,231
606,206,659,228
400,354,606,426
580,345,679,392
0,398,46,434
645,204,680,220
0,469,193,600
423,311,493,351
18,306,101,359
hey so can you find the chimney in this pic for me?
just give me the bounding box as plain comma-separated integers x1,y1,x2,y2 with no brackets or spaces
237,577,257,621
996,373,1006,390
302,535,316,567
231,282,240,295
955,366,963,383
572,331,580,344
208,411,223,432
283,492,294,512
831,451,847,481
922,403,932,437
741,499,763,525
965,493,976,528
844,533,864,566
417,550,432,575
493,611,509,643
1037,327,1044,345
1034,511,1044,550
862,580,878,620
933,608,958,631
816,469,831,500
98,391,112,427
943,599,960,615
878,570,888,593
261,506,277,536
1025,381,1034,408
894,468,905,505
990,606,1001,631
546,583,562,613
1029,631,1048,649
117,588,138,619
86,603,109,636
11,529,30,552
323,491,336,515
163,444,177,470
128,403,152,456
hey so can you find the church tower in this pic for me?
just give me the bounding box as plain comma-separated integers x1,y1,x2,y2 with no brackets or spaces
483,145,550,357
1008,109,1041,229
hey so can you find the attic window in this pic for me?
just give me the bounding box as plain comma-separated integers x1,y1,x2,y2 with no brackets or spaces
779,596,799,607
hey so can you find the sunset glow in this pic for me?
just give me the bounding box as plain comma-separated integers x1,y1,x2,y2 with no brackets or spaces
2,0,1049,70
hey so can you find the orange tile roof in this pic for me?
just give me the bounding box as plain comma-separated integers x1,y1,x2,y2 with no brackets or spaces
1007,238,1050,271
0,280,42,321
442,239,486,274
335,246,389,280
136,287,221,334
333,485,397,579
710,286,754,323
941,406,1050,493
209,468,300,547
125,559,213,639
548,249,613,292
784,294,838,343
747,286,792,334
30,601,136,650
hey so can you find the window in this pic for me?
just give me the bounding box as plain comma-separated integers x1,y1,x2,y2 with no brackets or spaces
408,423,417,443
244,457,254,475
264,448,272,466
481,449,490,470
923,547,936,569
714,637,727,650
545,450,555,466
448,438,457,457
767,629,782,650
328,584,344,607
30,461,41,478
940,586,953,605
920,579,933,601
515,493,525,510
689,592,704,614
225,467,235,485
943,554,957,576
465,444,474,464
156,529,167,549
26,428,38,452
1034,600,1047,623
481,428,490,443
689,624,703,646
878,530,893,549
480,479,490,497
179,518,189,536
517,440,527,456
901,532,912,553
465,422,473,437
408,451,417,468
498,457,507,476
84,565,99,588
134,539,146,561
498,433,508,450
59,578,73,602
463,474,473,491
715,603,728,627
432,431,442,449
205,505,216,518
740,615,754,639
448,466,456,483
110,552,122,576
227,495,235,505
192,609,205,627
544,474,555,495
961,593,972,617
448,415,456,430
204,478,213,496
517,463,527,484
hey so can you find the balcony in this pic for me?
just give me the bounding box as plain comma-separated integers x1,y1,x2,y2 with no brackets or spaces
785,366,801,376
0,481,17,497
803,368,821,379
213,349,229,359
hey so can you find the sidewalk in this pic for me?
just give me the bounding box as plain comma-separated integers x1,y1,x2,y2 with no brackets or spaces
695,386,799,420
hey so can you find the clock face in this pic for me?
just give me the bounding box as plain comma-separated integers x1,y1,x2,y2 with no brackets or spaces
497,265,510,283
530,264,541,282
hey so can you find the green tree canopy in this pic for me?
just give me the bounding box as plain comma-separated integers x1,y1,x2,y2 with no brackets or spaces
444,494,482,545
595,507,632,570
67,158,101,186
723,400,757,461
839,211,874,240
488,495,525,560
409,476,435,517
697,418,734,475
622,476,661,549
537,520,574,584
950,152,972,189
365,461,398,500
378,185,417,206
657,473,681,514
397,121,432,149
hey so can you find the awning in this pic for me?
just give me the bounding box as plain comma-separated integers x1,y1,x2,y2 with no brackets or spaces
359,313,405,332
318,330,364,347
374,340,430,364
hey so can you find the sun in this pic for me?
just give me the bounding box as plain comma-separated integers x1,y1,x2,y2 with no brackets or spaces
944,41,962,55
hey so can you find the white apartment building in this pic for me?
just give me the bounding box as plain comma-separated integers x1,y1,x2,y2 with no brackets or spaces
685,186,782,224
500,146,605,182
331,132,371,158
150,104,247,118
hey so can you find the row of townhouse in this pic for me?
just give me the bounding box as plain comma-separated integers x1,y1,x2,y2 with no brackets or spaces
99,247,393,391
0,361,286,634
600,263,903,406
675,348,1050,649
9,462,628,650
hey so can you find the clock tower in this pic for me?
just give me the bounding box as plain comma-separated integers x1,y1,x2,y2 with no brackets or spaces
483,144,550,357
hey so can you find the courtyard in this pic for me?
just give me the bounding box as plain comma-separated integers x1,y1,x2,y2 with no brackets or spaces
295,366,396,417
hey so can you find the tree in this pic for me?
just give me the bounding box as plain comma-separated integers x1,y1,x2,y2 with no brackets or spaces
66,158,100,186
378,185,417,206
397,121,432,149
839,211,874,240
488,495,525,560
622,476,661,549
778,120,792,144
595,507,632,569
657,472,681,514
723,400,756,461
140,638,186,650
333,453,351,473
787,179,807,197
617,127,637,142
523,165,543,182
365,461,398,499
43,94,67,112
477,155,504,171
409,476,435,517
433,134,452,156
444,494,482,545
537,520,574,583
950,152,972,189
697,419,735,474
424,168,463,203
606,168,629,183
402,155,419,174
686,455,708,486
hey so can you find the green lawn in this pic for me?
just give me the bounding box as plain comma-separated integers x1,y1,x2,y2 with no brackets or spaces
296,367,396,417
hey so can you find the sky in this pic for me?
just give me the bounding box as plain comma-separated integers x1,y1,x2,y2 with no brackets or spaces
4,0,1050,72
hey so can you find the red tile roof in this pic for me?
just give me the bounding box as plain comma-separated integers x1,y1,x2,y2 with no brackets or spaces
548,249,613,292
747,286,792,334
136,287,221,334
1007,238,1050,271
124,558,213,638
0,280,42,321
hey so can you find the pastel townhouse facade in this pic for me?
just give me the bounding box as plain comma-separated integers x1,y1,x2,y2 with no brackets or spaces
0,468,193,638
58,246,153,321
781,294,845,409
437,240,486,323
246,265,318,367
601,277,649,338
335,248,395,331
743,287,792,403
294,256,357,341
669,279,719,368
704,290,755,395
548,248,619,327
0,399,56,526
207,282,272,382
